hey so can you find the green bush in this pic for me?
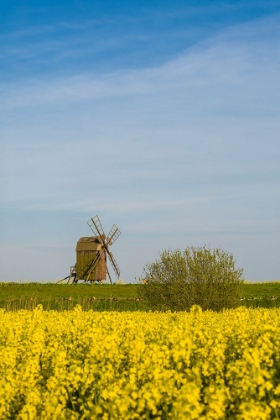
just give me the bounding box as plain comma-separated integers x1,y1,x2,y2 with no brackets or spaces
138,246,244,311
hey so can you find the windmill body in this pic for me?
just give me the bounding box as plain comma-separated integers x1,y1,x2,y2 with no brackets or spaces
76,235,107,282
57,216,121,284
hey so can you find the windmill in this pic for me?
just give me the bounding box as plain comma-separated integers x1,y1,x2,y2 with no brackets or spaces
57,215,121,284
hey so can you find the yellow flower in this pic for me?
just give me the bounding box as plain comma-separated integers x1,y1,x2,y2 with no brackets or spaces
1,307,280,418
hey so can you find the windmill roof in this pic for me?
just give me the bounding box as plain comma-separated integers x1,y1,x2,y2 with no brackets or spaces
76,236,103,252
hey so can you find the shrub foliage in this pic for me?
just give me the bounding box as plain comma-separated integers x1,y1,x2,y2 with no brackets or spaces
139,246,244,311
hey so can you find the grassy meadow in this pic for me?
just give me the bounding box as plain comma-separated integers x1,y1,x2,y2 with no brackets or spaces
1,281,280,311
0,283,145,312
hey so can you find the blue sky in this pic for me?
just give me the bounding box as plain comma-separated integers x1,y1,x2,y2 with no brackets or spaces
1,1,280,282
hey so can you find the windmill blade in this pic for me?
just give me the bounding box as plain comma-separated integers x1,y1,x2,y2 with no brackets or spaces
86,215,121,280
106,267,113,284
108,251,121,278
87,215,105,238
106,224,121,246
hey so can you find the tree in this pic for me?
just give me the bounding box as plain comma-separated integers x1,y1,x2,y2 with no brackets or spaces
138,246,244,311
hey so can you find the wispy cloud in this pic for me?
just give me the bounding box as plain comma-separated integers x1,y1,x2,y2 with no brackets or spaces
2,14,279,110
1,13,280,280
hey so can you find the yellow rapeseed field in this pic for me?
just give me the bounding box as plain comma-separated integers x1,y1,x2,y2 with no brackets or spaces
1,306,280,419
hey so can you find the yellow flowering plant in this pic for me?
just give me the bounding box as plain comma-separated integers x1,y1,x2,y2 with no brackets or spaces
0,306,279,419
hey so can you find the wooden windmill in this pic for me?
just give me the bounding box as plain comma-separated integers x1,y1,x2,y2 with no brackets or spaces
58,215,121,284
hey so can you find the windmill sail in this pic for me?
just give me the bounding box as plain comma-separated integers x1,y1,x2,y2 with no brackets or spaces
107,251,121,278
107,224,121,245
87,215,105,238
